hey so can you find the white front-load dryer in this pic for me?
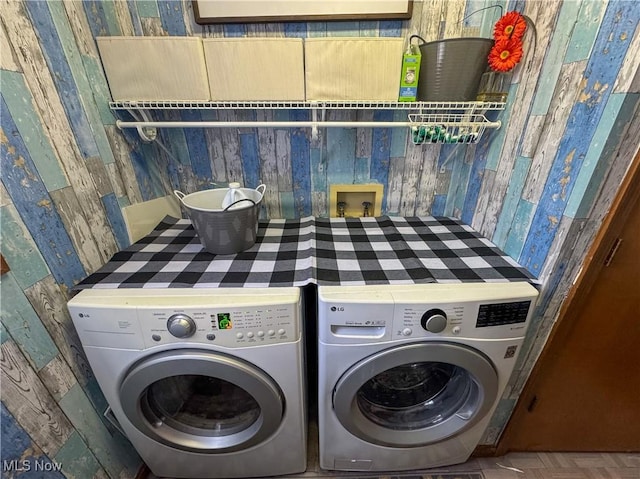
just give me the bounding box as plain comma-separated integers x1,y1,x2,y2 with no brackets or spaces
317,282,538,472
68,287,307,479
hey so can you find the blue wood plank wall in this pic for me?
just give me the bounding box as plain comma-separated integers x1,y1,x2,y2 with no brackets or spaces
1,1,639,476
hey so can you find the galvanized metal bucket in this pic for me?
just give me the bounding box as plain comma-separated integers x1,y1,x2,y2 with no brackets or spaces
415,37,493,101
174,185,265,255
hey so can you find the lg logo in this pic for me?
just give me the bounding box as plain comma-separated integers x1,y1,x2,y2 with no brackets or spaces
330,306,345,312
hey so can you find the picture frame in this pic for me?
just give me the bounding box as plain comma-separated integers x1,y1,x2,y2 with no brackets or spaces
193,1,412,25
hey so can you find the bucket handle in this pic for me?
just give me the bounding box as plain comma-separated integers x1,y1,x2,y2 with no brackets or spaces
410,34,427,46
174,190,187,204
255,184,266,197
223,198,256,211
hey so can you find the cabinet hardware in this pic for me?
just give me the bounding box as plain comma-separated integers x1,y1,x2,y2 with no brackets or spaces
604,238,623,267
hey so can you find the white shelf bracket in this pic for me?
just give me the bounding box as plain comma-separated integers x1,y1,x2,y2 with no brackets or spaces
311,108,319,141
440,144,462,173
126,108,157,142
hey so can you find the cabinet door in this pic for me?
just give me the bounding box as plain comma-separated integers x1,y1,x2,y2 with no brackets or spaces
504,154,640,452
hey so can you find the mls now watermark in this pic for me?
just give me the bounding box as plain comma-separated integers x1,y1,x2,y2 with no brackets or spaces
3,459,63,472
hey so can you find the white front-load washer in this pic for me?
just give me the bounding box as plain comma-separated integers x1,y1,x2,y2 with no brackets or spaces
317,282,538,472
68,287,307,479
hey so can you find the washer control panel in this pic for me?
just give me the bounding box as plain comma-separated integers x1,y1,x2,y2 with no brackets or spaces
476,301,531,328
318,283,538,343
397,303,462,338
138,303,299,348
395,298,534,339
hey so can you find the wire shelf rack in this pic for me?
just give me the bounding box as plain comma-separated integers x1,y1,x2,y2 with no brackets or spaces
407,112,498,145
110,101,505,144
109,100,506,111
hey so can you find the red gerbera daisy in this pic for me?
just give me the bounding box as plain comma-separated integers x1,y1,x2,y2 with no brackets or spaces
488,38,524,72
494,11,527,41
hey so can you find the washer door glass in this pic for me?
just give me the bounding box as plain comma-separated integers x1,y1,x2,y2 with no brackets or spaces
333,342,499,447
120,349,284,453
357,362,473,430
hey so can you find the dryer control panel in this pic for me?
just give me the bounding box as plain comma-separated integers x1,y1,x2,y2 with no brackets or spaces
137,303,300,348
67,288,301,350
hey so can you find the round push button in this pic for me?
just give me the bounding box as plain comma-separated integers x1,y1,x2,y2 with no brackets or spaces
152,334,161,342
278,328,286,335
236,332,244,339
247,332,254,338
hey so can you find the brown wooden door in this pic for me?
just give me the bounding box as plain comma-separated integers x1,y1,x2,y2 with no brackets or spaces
502,153,640,452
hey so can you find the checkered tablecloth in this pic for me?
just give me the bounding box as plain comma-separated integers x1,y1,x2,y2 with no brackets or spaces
75,216,536,289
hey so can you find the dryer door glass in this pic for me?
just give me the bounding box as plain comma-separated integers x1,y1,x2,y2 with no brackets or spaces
145,375,261,435
332,342,499,447
120,350,284,453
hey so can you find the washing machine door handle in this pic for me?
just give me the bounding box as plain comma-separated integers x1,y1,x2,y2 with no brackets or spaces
119,349,284,453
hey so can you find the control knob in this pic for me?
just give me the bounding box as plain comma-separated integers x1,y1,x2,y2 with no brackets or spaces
167,314,196,338
421,309,447,333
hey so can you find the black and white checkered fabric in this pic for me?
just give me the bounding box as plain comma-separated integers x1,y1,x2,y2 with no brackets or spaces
75,216,536,289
